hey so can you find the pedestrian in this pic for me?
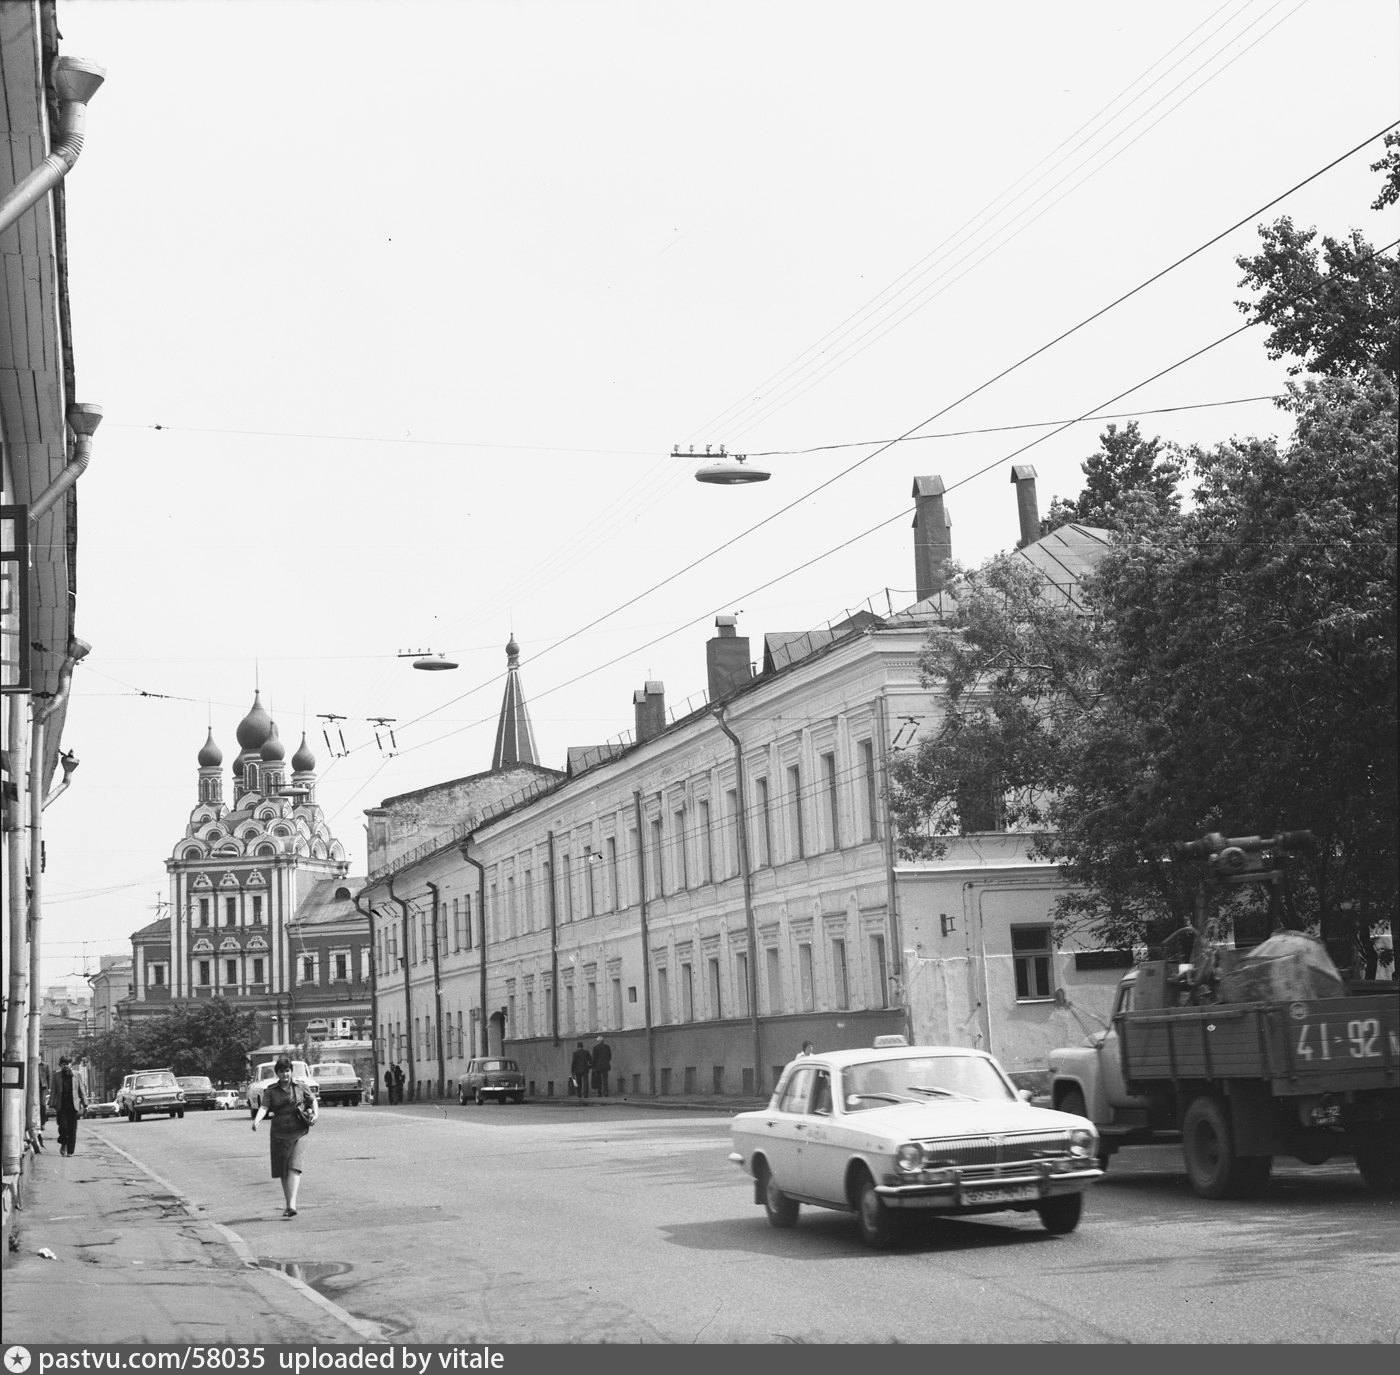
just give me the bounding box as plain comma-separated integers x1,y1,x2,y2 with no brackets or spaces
391,1062,405,1104
384,1067,395,1104
570,1040,592,1099
49,1056,86,1156
251,1055,317,1217
591,1034,613,1097
798,1041,815,1057
38,1061,51,1131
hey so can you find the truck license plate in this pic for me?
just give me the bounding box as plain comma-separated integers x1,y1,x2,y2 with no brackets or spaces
963,1185,1038,1204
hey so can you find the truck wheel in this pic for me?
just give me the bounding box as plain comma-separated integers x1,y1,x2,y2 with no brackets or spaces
1352,1126,1400,1193
1036,1192,1083,1234
758,1162,799,1229
1182,1095,1271,1199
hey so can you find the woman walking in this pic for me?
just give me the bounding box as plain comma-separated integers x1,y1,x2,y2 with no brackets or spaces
251,1056,316,1217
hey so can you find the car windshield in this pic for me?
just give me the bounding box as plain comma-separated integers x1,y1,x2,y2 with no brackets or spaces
841,1055,1015,1110
179,1078,212,1089
133,1073,172,1088
313,1064,352,1077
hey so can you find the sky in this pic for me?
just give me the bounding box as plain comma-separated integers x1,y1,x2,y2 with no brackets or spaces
35,0,1398,998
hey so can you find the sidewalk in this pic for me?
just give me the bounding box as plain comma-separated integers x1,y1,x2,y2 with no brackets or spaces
0,1133,383,1345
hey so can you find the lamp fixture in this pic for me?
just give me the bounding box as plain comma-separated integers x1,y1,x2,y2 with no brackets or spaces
398,648,459,671
678,443,771,485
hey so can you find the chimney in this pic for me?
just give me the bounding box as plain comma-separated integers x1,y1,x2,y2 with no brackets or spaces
706,616,752,703
912,475,952,599
1011,465,1040,548
633,680,666,744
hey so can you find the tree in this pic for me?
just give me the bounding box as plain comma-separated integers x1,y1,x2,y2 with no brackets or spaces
1039,421,1185,539
76,999,260,1087
1234,130,1399,379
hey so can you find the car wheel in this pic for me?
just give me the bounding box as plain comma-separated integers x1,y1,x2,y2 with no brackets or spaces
855,1171,902,1249
352,1093,361,1106
758,1163,799,1229
474,1087,485,1106
458,1087,468,1106
1036,1192,1083,1234
1182,1095,1271,1199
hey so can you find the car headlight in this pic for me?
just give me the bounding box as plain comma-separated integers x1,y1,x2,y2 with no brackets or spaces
895,1142,925,1173
1068,1127,1098,1157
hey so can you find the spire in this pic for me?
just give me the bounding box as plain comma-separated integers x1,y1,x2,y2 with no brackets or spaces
491,634,540,769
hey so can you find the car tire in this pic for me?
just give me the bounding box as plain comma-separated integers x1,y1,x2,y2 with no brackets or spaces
1036,1192,1083,1234
1182,1095,1271,1199
855,1172,902,1249
458,1087,468,1106
759,1163,799,1229
352,1093,361,1106
474,1087,485,1106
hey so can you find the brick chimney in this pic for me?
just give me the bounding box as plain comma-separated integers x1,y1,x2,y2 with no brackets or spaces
633,680,666,744
706,615,752,703
912,475,952,599
1011,465,1039,548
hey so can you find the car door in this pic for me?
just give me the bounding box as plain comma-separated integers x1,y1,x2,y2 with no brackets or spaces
755,1065,817,1196
795,1067,843,1202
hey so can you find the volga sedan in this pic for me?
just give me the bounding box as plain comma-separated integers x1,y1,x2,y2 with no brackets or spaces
729,1039,1103,1247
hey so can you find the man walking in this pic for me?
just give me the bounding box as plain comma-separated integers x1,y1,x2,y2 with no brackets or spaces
570,1040,592,1099
591,1034,613,1097
391,1063,405,1104
383,1067,395,1104
49,1056,87,1156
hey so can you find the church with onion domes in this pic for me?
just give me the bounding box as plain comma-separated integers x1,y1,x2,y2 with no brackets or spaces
122,693,372,1049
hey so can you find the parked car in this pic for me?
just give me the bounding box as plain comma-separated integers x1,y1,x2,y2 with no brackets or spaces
84,1099,119,1119
310,1061,363,1106
247,1060,318,1118
729,1038,1103,1248
212,1089,242,1110
458,1057,526,1105
114,1069,186,1122
177,1075,217,1111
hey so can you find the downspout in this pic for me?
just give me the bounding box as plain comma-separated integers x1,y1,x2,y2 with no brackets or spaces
0,57,105,237
875,694,912,1043
546,831,559,1046
713,707,762,1094
632,792,655,1094
42,751,79,810
2,696,31,1177
28,404,103,526
351,892,379,1103
424,881,446,1098
385,873,416,1102
27,637,90,1135
458,842,487,1058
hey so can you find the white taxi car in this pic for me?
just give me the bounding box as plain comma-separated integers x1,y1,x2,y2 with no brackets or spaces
729,1039,1103,1247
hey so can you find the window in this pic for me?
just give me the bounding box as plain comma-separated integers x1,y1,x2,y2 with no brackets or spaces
832,938,849,1010
225,897,236,927
525,988,535,1038
649,819,663,897
787,764,805,858
859,740,879,841
1013,926,1055,1000
606,836,620,911
463,894,474,950
489,883,498,942
735,951,750,1016
524,869,534,932
198,961,211,987
765,946,781,1013
681,963,694,1021
506,875,517,938
870,934,889,1007
334,952,348,981
958,777,1004,832
656,967,671,1023
561,855,574,922
821,752,840,850
725,788,739,877
225,959,237,986
252,957,265,984
673,807,688,889
798,942,814,1011
707,957,722,1020
150,963,166,988
252,895,262,924
587,980,598,1031
452,898,461,952
586,853,598,917
611,976,623,1027
199,899,210,927
301,955,315,984
754,778,772,868
698,800,713,884
565,984,576,1035
778,1065,815,1113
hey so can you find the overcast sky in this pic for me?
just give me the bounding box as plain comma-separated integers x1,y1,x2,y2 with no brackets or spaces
37,0,1397,997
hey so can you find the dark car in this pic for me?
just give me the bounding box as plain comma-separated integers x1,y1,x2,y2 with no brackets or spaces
177,1076,217,1111
458,1057,526,1105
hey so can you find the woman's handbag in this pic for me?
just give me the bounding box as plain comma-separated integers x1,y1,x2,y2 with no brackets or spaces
295,1092,318,1127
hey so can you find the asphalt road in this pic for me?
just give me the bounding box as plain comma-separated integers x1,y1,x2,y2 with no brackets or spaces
86,1100,1399,1344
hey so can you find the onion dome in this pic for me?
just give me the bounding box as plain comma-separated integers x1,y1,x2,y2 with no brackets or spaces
260,720,285,762
506,635,520,665
235,692,272,750
197,730,223,768
291,732,316,774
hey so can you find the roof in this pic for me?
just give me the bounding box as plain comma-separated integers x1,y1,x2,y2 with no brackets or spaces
130,916,172,941
292,877,366,926
792,1045,1003,1072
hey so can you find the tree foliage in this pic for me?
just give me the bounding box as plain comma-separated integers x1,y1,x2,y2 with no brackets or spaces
74,998,260,1086
1040,421,1185,538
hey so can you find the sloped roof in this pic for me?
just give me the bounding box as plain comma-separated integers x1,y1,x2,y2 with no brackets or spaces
293,877,366,927
131,916,171,941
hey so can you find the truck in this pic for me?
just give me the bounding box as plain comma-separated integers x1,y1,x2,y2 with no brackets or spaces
1048,832,1399,1199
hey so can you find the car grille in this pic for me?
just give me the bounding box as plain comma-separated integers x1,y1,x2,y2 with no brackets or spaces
917,1130,1072,1168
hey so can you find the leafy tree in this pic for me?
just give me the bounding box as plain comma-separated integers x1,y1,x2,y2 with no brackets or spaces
1233,130,1399,379
75,999,260,1087
1039,421,1185,540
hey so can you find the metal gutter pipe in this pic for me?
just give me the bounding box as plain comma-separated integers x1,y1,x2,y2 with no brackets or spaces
713,707,763,1094
2,696,31,1176
351,892,379,1101
632,791,656,1095
458,843,488,1058
385,873,416,1101
0,57,105,238
424,881,446,1098
29,404,102,526
546,831,559,1045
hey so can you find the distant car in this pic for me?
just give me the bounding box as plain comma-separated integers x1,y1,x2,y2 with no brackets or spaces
247,1061,318,1118
84,1099,119,1119
212,1089,242,1110
177,1076,217,1111
114,1069,186,1123
310,1061,363,1106
458,1057,526,1105
729,1039,1103,1248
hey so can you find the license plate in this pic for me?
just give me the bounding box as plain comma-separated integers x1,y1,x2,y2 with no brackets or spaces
963,1185,1039,1204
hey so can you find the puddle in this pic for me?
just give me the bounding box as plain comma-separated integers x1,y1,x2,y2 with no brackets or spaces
260,1259,354,1291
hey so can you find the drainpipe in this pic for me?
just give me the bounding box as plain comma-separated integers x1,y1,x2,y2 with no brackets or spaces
424,881,446,1099
42,751,79,810
0,57,105,237
2,695,31,1177
713,707,762,1095
632,792,656,1095
458,842,487,1058
26,637,91,1135
29,405,103,526
385,873,416,1102
875,695,912,1043
351,892,379,1102
546,832,559,1046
